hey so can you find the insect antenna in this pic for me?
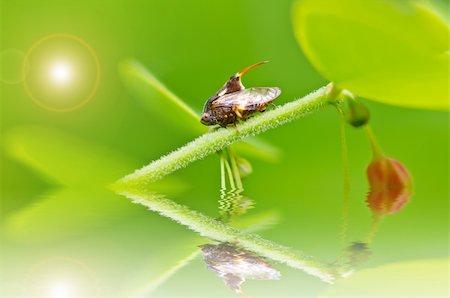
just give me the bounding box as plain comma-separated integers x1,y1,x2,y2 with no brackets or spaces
236,60,270,78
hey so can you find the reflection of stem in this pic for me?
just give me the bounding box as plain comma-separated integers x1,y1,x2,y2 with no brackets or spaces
363,125,384,159
364,214,383,244
219,148,250,220
121,190,337,283
219,152,229,220
336,107,351,251
114,86,330,188
133,250,200,298
132,211,279,298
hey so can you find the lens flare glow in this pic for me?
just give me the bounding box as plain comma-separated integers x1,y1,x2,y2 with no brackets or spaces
23,33,100,112
49,280,73,298
49,62,72,85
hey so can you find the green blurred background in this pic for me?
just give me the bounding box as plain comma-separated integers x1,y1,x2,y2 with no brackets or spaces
1,0,448,297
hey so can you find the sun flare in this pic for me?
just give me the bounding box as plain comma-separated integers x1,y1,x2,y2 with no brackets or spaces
49,61,73,85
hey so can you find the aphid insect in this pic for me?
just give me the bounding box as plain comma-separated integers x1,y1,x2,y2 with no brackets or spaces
200,61,281,128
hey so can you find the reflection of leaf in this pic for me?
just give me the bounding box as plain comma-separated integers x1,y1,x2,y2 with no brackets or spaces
3,188,133,243
131,250,201,298
319,259,449,297
119,59,281,162
293,0,449,109
4,126,136,186
2,125,187,243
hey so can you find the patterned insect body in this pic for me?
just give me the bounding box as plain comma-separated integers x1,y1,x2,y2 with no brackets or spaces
201,61,281,127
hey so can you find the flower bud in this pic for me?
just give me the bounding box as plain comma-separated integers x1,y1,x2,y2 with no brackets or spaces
341,91,370,127
366,157,412,216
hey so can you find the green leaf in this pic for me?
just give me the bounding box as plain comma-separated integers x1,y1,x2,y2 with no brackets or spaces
293,0,449,110
3,189,133,243
233,136,282,163
4,126,136,186
319,259,449,297
119,59,205,134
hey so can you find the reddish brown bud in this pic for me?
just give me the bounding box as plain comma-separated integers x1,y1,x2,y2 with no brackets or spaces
366,157,413,216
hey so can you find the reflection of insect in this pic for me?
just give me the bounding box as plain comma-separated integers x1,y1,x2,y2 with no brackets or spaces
200,61,281,128
200,242,281,295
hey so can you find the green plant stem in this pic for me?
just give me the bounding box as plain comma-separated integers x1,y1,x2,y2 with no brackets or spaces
363,125,384,159
113,86,330,189
223,152,236,189
119,190,337,283
336,107,351,251
227,147,244,190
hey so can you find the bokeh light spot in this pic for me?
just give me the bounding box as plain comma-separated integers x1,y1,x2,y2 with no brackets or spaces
23,33,100,112
24,257,100,298
49,280,73,298
50,62,73,86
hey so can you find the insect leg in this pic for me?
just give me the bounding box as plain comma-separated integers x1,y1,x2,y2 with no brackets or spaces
232,122,240,132
258,102,271,112
233,106,248,120
219,114,229,128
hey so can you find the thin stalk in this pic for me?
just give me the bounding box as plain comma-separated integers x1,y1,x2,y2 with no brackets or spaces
223,152,236,190
113,86,330,189
336,107,351,251
363,125,384,159
227,147,244,190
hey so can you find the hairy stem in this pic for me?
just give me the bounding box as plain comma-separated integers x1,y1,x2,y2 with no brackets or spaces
113,86,329,189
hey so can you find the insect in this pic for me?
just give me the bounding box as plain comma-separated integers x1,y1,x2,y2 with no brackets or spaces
200,61,281,128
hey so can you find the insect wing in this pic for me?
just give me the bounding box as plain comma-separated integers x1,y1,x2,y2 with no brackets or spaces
210,87,281,110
